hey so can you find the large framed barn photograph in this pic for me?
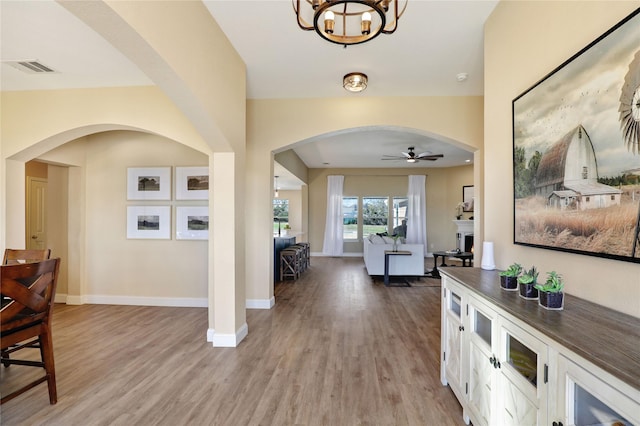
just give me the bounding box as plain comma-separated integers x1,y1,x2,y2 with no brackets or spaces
512,8,640,263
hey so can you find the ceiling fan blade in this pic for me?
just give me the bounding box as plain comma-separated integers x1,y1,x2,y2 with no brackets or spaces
417,154,444,160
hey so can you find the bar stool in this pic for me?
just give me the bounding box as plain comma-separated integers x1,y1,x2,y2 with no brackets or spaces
280,248,301,280
296,242,310,268
289,244,307,272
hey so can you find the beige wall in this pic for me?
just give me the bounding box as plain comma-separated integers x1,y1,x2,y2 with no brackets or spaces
246,98,484,305
307,166,474,255
485,1,640,317
2,0,249,343
40,131,209,301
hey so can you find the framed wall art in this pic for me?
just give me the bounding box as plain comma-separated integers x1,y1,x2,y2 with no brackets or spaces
512,9,640,263
462,185,474,212
176,206,209,240
175,166,209,200
126,206,171,239
127,167,171,200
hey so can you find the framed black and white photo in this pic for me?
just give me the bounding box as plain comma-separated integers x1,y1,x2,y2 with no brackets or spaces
175,166,209,200
127,206,171,239
512,9,640,263
176,206,209,240
127,167,171,200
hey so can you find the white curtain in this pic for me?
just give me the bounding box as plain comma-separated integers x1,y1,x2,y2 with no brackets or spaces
406,175,427,254
322,175,344,256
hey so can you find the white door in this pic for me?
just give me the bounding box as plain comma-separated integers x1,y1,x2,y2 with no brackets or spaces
27,177,48,250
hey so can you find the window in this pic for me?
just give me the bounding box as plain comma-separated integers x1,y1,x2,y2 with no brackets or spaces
342,197,358,240
392,197,408,236
362,197,388,237
273,199,288,234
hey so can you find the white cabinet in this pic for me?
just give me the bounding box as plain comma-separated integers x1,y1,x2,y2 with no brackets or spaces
467,295,497,426
497,318,548,426
440,280,466,405
440,270,639,426
555,355,639,426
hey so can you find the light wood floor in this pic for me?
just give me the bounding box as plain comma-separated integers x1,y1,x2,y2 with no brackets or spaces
0,257,464,425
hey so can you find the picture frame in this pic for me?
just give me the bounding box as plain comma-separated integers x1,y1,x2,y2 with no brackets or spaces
512,9,640,263
176,206,209,240
175,166,209,200
127,167,171,200
126,206,171,239
462,185,474,212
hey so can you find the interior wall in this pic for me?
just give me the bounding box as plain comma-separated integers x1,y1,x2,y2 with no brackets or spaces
42,130,209,302
485,1,639,317
47,164,69,297
276,189,302,238
308,165,473,255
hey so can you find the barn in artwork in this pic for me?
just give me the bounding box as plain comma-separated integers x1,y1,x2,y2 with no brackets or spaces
535,125,622,210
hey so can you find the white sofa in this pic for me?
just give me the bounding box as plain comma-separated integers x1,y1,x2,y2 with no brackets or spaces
363,235,425,276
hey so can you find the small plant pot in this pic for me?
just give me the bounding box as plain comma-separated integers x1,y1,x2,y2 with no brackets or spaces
500,276,518,291
539,291,564,310
519,283,539,300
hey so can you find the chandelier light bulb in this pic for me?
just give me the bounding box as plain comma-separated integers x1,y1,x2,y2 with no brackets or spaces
361,11,372,34
324,10,335,34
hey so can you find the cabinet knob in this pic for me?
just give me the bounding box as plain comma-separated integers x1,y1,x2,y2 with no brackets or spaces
552,422,563,426
458,325,464,331
489,356,495,365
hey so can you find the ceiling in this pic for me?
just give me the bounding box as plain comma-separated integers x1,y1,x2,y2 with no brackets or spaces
0,0,497,189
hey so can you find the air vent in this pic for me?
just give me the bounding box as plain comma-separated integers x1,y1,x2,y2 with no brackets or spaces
4,60,57,74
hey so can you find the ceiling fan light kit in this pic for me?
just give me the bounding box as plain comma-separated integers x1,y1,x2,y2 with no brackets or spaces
293,0,408,46
381,146,444,163
343,72,368,92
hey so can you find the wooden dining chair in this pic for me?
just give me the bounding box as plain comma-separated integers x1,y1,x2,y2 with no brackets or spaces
3,248,51,265
1,258,61,404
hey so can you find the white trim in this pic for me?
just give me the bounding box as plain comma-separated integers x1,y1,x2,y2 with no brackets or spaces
54,293,67,304
65,295,84,305
81,295,207,307
311,251,362,258
212,323,248,347
246,297,275,309
207,328,215,342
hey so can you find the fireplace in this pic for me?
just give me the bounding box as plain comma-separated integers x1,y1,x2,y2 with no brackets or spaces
464,235,474,253
453,220,474,253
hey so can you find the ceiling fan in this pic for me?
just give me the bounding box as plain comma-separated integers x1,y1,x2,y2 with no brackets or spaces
381,147,444,163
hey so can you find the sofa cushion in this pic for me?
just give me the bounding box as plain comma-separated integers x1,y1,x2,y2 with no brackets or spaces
368,234,386,244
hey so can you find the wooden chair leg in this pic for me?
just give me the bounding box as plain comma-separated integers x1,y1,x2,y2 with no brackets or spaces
40,330,57,404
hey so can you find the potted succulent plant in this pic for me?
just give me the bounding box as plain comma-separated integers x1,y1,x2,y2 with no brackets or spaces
517,266,539,300
499,263,522,291
535,271,564,310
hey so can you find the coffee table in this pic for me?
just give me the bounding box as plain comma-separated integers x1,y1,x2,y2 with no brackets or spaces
425,251,473,279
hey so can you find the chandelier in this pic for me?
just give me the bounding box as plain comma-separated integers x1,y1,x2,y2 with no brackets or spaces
293,0,408,46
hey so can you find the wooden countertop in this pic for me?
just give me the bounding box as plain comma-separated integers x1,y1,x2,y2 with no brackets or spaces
440,267,640,392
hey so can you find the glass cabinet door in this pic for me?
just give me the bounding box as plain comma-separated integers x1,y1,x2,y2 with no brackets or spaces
497,319,548,426
467,296,498,426
556,355,639,426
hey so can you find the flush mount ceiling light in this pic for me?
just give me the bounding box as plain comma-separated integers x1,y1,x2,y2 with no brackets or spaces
293,0,408,47
343,72,368,92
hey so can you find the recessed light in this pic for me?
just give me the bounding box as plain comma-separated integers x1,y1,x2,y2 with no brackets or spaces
465,159,471,163
456,73,468,82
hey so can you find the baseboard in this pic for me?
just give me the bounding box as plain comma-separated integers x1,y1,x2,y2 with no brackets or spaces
82,295,208,307
246,297,275,309
207,328,215,342
211,323,248,347
311,252,363,257
61,294,280,310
